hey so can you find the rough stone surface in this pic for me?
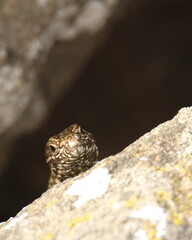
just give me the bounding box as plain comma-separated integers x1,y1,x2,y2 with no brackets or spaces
0,0,126,171
1,107,192,240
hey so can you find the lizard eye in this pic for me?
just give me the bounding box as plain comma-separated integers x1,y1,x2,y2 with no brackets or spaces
74,134,80,140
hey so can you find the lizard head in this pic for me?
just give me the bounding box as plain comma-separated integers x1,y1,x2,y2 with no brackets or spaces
45,124,99,181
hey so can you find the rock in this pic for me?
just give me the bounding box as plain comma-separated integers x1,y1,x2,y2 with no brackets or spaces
0,0,127,171
1,107,192,239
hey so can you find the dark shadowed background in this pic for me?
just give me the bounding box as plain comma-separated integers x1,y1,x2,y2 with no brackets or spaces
1,1,192,221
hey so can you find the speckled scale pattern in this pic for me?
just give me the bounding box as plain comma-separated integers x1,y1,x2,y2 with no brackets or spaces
45,124,99,189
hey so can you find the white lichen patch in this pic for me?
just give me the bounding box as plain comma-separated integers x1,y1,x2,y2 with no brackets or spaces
183,145,192,155
140,156,147,161
131,205,167,238
3,212,28,230
66,168,111,208
134,229,148,240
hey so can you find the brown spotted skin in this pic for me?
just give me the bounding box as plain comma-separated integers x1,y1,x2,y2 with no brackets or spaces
45,124,99,189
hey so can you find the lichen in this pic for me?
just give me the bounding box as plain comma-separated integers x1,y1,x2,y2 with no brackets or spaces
156,159,192,226
124,196,138,208
46,198,59,209
66,213,92,228
40,232,54,240
144,222,163,240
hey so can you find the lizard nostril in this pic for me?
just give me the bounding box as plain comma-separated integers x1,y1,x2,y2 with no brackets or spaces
50,145,56,152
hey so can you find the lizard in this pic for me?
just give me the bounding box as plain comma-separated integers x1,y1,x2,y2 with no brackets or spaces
45,124,99,189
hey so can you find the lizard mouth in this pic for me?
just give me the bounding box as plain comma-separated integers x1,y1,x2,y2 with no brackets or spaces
46,156,52,164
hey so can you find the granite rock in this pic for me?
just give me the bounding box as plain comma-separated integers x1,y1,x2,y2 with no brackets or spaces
1,107,192,240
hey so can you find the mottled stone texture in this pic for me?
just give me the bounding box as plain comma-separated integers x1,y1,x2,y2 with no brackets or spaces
0,0,125,171
1,107,192,240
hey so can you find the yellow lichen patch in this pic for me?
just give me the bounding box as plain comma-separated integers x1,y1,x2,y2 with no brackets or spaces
155,159,192,226
156,191,170,203
179,194,192,215
156,189,186,226
174,160,192,180
168,212,184,225
174,158,190,175
66,213,92,228
171,161,192,217
151,166,168,173
173,190,192,216
124,196,138,208
46,198,59,209
144,223,163,240
40,232,54,240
